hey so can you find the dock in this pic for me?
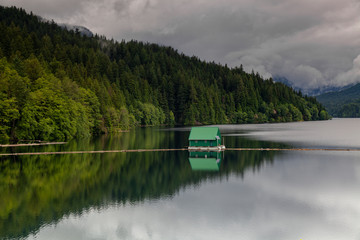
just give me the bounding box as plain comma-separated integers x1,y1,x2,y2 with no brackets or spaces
188,145,226,151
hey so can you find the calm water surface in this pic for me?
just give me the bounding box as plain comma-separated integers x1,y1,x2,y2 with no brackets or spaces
1,118,360,240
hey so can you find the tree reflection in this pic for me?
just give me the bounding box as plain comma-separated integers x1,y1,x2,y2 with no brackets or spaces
0,129,286,239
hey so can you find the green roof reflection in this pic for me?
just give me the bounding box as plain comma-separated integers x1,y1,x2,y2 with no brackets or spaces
189,158,220,171
188,151,222,171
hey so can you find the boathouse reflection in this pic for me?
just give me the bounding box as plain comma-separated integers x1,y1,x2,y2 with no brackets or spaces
188,151,222,171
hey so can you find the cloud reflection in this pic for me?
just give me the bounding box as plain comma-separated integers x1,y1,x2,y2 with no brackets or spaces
220,118,360,149
26,151,360,240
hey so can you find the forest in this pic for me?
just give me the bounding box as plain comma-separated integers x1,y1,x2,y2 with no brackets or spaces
332,101,360,117
317,83,360,117
0,6,330,142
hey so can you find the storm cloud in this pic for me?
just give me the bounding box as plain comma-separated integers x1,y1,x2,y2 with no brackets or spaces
2,0,360,91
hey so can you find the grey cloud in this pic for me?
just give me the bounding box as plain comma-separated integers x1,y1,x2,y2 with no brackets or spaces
114,0,132,14
333,54,360,86
1,0,86,19
2,0,360,90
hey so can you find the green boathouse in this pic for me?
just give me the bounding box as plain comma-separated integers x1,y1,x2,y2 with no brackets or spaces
188,127,222,147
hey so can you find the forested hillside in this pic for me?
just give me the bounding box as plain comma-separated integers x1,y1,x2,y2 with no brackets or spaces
0,6,329,142
317,83,360,117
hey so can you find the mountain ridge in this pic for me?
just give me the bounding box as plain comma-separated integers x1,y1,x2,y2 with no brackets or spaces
274,76,354,96
37,15,94,37
316,83,360,117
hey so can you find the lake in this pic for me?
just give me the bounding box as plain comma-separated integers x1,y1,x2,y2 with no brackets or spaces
1,118,360,240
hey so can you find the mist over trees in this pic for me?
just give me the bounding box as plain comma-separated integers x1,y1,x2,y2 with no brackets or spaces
0,6,330,142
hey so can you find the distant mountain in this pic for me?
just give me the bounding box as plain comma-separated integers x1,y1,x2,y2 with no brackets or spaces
37,15,94,37
274,76,353,96
273,77,297,88
58,23,93,37
317,83,360,117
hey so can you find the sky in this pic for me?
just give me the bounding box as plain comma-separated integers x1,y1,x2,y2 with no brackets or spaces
2,0,360,92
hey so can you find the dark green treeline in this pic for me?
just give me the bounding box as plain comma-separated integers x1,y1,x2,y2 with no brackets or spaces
316,83,360,117
0,6,330,142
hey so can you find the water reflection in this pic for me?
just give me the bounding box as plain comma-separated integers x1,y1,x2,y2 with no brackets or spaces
2,121,360,239
20,151,360,240
0,128,280,239
188,151,222,171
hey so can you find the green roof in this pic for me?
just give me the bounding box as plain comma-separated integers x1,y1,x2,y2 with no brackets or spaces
188,127,220,140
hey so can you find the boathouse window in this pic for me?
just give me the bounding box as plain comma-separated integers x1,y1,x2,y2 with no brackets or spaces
195,140,198,143
205,140,207,143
